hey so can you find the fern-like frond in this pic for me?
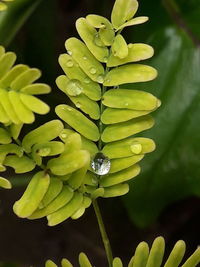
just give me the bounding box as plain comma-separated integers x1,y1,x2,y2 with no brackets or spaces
45,237,200,267
55,0,160,205
12,123,92,225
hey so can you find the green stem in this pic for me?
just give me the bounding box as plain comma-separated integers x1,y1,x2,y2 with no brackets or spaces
93,199,113,267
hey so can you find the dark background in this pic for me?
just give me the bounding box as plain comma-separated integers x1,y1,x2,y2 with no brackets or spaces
0,0,200,266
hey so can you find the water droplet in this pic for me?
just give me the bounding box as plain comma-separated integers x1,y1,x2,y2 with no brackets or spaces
84,78,90,84
131,142,142,154
76,102,81,108
65,80,82,96
66,60,74,67
125,103,129,107
103,57,108,63
91,152,111,175
68,50,72,55
38,147,51,157
83,56,87,60
97,75,104,83
60,133,67,139
90,67,97,74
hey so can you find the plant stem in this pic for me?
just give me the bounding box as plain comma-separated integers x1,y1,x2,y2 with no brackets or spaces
93,199,113,267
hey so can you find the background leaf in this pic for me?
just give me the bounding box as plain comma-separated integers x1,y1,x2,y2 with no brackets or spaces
123,0,200,227
0,0,43,46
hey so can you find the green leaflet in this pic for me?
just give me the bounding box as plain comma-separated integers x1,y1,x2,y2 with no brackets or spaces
0,176,12,189
102,89,160,111
56,105,100,141
111,34,128,59
100,165,141,187
45,237,200,267
65,38,105,81
102,116,155,143
22,120,64,153
47,192,83,226
103,64,158,86
4,155,36,173
76,17,109,62
111,0,139,29
13,171,50,218
107,43,154,67
0,128,11,144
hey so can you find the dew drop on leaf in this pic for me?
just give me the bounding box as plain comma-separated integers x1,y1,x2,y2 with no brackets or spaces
66,60,74,67
38,147,51,157
91,152,111,175
90,67,97,74
83,56,87,60
65,80,82,96
131,142,142,154
84,78,90,84
97,75,104,83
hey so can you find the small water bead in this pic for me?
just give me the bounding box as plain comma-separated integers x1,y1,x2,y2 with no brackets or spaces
84,78,90,84
65,80,82,96
66,60,74,67
131,142,142,154
97,75,104,83
37,147,51,157
90,67,97,74
91,152,111,175
83,56,87,60
103,57,108,63
60,133,67,139
76,102,81,108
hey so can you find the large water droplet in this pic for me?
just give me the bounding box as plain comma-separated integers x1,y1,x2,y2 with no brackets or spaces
90,67,97,74
91,152,111,175
65,80,82,96
131,142,142,154
66,60,74,67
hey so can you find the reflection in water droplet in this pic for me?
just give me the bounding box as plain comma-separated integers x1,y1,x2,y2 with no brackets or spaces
91,152,111,175
97,75,104,83
84,78,90,84
65,80,82,96
90,67,97,74
131,142,142,154
66,60,74,67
